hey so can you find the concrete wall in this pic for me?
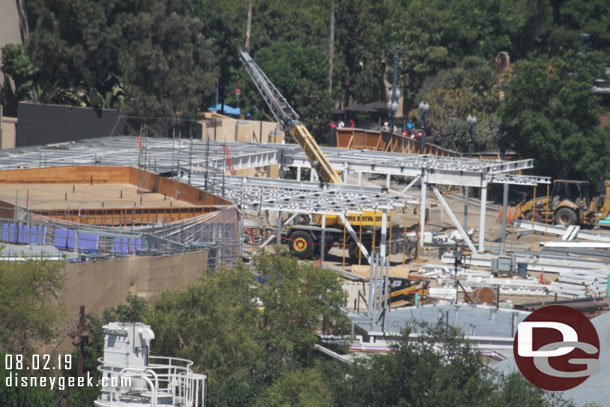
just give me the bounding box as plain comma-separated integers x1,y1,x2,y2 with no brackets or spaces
1,115,17,149
16,102,123,147
60,249,208,317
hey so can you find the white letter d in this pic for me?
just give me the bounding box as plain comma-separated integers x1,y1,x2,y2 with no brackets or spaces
518,321,577,357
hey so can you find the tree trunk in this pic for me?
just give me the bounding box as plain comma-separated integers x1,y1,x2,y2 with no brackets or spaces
328,0,335,94
245,0,253,50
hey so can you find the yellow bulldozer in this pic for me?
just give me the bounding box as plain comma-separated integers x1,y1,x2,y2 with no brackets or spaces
515,179,610,226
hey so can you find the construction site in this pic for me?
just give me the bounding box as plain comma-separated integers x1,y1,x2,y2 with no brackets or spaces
1,49,609,407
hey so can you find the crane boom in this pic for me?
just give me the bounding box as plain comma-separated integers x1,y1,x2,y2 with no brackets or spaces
239,49,343,184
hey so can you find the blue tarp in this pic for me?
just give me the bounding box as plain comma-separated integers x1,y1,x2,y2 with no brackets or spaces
53,229,99,253
113,237,145,255
1,223,47,245
207,104,240,116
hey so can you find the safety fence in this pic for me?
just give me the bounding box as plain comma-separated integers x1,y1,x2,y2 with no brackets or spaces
0,206,239,270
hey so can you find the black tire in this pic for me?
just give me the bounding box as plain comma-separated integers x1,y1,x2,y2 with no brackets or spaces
348,242,371,263
555,207,578,226
523,211,536,221
288,231,314,259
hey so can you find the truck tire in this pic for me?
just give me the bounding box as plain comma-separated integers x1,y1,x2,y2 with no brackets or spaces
288,231,314,259
523,211,536,222
349,242,371,263
555,207,577,226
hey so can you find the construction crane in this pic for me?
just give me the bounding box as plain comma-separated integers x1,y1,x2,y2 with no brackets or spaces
239,49,409,262
239,49,343,184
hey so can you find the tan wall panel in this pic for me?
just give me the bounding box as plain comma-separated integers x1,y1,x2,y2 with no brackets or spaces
60,249,208,317
1,117,17,149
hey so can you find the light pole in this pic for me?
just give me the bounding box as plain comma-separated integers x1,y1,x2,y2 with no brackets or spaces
579,33,590,55
387,45,400,134
418,102,429,154
463,114,477,230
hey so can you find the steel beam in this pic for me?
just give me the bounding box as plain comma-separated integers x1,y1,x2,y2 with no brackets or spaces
431,185,478,254
479,179,488,252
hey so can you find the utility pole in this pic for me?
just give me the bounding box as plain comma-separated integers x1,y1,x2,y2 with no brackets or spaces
245,0,253,50
70,305,92,377
328,0,335,94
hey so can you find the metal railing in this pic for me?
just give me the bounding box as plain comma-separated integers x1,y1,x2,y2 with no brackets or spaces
95,355,205,407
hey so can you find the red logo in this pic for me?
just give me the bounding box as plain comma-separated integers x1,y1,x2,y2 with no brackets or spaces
514,305,600,391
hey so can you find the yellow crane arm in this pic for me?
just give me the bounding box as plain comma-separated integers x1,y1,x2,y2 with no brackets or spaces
291,124,343,184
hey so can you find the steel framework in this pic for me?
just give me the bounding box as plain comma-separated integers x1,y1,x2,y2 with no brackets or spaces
0,136,550,256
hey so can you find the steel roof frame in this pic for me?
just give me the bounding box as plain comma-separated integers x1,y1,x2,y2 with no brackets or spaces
0,137,548,187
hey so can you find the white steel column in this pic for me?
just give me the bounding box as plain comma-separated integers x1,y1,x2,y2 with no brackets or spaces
358,172,362,186
276,210,282,244
296,166,301,181
343,167,348,183
379,210,389,313
419,170,427,253
379,210,387,263
500,183,509,254
431,186,478,254
321,213,327,263
479,178,488,252
310,168,315,182
386,174,391,188
337,212,371,263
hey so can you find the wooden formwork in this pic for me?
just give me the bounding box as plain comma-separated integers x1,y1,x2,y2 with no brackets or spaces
0,166,232,225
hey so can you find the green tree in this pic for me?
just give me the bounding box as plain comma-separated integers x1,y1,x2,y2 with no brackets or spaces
0,259,64,405
253,250,349,362
253,367,334,407
1,44,37,114
416,56,501,151
144,251,348,406
241,43,333,143
102,292,149,323
24,0,216,116
498,53,610,181
119,1,218,119
0,259,64,352
329,323,573,407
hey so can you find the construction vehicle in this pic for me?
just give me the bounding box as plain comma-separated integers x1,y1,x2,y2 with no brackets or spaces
383,277,430,308
239,49,411,261
515,179,610,226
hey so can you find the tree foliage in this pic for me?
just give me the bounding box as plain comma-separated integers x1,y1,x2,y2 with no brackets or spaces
19,0,216,117
499,53,610,180
328,324,573,407
0,259,64,352
142,250,348,406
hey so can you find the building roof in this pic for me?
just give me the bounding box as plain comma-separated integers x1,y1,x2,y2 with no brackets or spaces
351,303,530,338
493,310,610,407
